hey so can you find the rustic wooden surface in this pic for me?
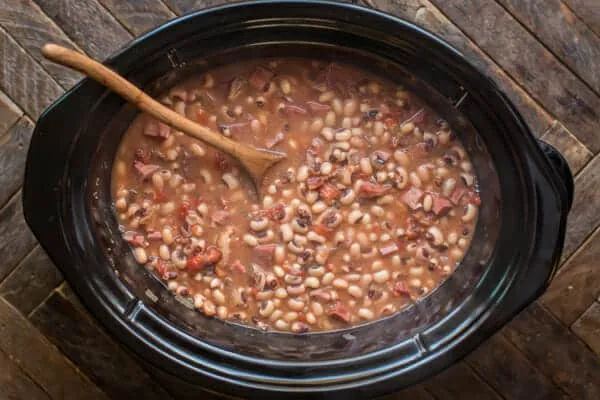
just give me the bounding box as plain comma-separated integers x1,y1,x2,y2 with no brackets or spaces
0,0,598,399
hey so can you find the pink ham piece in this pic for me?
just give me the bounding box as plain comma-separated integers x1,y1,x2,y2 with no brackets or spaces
143,120,170,139
392,281,411,297
306,101,331,115
432,195,453,216
307,176,327,190
358,182,392,198
328,301,351,323
450,187,468,205
379,244,399,256
252,244,276,267
401,188,424,210
133,161,160,180
147,231,162,240
249,66,275,90
319,183,341,202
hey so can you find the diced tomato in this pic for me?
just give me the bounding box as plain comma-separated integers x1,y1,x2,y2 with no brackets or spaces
314,223,334,237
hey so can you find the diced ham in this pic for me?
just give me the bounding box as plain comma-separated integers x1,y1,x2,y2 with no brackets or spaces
211,210,230,226
358,182,392,198
307,176,327,190
147,231,162,240
143,120,170,139
124,231,145,247
133,161,160,180
392,281,410,297
186,246,223,272
401,188,424,210
328,301,351,323
282,104,308,115
262,203,286,221
379,244,399,256
432,195,452,216
319,183,341,202
249,66,275,90
450,187,468,205
252,244,276,267
306,101,331,115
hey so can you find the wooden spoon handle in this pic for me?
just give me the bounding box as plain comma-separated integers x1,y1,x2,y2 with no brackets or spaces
41,44,283,176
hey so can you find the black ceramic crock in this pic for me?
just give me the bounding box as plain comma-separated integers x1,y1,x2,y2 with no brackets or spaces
23,1,573,398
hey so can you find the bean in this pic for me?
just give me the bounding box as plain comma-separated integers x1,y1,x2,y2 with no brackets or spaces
373,269,390,283
158,244,170,260
315,246,330,264
409,267,424,277
319,91,335,102
348,285,363,298
167,281,178,291
442,178,456,196
311,302,324,316
427,226,444,246
308,265,325,277
347,209,363,224
275,287,288,299
160,201,176,216
458,238,469,249
360,273,373,286
324,111,336,127
320,162,333,175
152,173,164,190
350,243,361,259
307,231,326,244
401,122,415,134
333,278,349,289
332,98,343,115
368,81,381,94
462,204,477,222
461,161,473,172
358,308,374,320
377,194,394,205
343,99,358,116
243,234,258,247
447,232,458,245
263,196,274,208
203,300,216,316
250,217,269,232
321,272,335,285
335,129,351,141
374,121,385,136
189,143,206,157
280,79,292,94
222,173,240,190
393,150,410,166
409,172,422,188
410,278,422,288
360,157,373,174
287,284,306,296
423,194,433,212
269,310,283,322
417,164,431,182
134,247,147,264
279,224,294,242
288,298,305,311
305,312,317,325
370,205,385,217
275,320,290,330
115,197,127,211
311,201,327,214
305,276,320,289
284,311,299,322
310,117,324,134
216,306,228,320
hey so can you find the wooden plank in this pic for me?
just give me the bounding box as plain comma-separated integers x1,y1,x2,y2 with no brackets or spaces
560,154,600,262
365,0,552,137
0,117,34,207
0,90,22,136
504,302,600,399
97,0,175,37
33,0,133,61
0,191,38,283
422,361,502,399
497,0,600,95
0,349,50,400
572,301,600,357
542,226,600,325
467,332,568,400
0,26,64,120
0,0,82,89
562,0,600,38
29,288,173,400
0,297,108,400
0,246,63,316
429,0,600,153
541,120,592,175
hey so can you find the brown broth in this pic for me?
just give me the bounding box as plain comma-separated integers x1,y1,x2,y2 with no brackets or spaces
111,59,480,332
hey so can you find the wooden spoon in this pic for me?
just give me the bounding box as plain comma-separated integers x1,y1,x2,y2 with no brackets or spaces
41,43,285,190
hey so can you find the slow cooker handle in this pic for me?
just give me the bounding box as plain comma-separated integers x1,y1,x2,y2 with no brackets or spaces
537,140,574,211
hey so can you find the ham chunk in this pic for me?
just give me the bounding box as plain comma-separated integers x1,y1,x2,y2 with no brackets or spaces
249,66,275,90
252,244,276,267
319,183,341,202
133,161,160,180
306,101,330,115
143,120,170,139
328,301,351,323
379,244,399,256
432,195,452,216
401,188,423,210
358,182,392,198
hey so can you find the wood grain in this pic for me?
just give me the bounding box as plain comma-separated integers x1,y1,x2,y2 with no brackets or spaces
563,0,600,38
540,120,592,174
33,0,133,61
0,246,63,316
504,302,600,399
467,333,568,400
97,0,175,36
429,0,600,152
422,361,502,399
0,0,82,89
542,226,600,325
0,26,63,120
0,298,108,400
0,348,50,400
0,117,34,207
0,90,22,136
561,154,600,261
572,301,600,357
0,191,38,283
29,289,173,400
366,0,553,137
498,0,600,95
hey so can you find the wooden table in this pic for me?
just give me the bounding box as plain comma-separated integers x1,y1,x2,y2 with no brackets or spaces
0,0,599,399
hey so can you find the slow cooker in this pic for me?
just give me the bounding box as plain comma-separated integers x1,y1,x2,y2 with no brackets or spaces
23,1,573,398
